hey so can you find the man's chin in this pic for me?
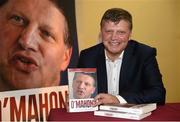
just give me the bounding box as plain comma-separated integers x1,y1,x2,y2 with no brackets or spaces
76,95,85,99
9,79,42,90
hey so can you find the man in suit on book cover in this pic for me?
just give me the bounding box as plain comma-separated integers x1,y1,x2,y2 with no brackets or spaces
78,8,166,105
72,72,96,99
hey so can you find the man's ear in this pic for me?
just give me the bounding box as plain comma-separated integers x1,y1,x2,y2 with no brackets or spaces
60,47,72,71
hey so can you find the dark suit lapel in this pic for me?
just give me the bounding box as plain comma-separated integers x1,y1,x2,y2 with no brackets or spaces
97,47,108,93
119,41,135,92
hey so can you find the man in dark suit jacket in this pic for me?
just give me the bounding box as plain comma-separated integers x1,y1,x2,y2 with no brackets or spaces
78,8,166,105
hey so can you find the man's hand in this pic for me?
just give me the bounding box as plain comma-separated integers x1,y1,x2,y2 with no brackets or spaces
94,93,120,106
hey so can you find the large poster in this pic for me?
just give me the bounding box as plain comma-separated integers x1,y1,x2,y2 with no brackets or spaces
0,0,78,121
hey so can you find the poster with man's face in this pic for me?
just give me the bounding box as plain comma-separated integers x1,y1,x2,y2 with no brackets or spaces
0,0,78,121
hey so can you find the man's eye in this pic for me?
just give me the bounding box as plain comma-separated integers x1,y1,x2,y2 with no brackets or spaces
10,15,25,26
117,31,126,35
42,30,51,37
76,80,82,84
105,30,113,34
41,29,56,43
85,82,90,86
106,30,112,33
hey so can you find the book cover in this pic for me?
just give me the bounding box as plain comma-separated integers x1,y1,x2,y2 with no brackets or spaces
99,103,156,114
94,110,151,120
67,68,98,112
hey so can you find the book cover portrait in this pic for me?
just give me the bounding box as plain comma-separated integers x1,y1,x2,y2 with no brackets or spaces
68,68,98,112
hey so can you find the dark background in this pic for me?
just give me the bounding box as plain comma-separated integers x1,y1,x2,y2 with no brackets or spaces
60,0,79,85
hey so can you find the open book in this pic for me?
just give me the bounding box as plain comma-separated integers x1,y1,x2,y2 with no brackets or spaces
67,68,98,112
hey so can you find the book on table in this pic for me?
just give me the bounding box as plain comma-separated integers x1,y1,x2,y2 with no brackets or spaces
99,103,156,114
94,103,156,120
94,110,152,120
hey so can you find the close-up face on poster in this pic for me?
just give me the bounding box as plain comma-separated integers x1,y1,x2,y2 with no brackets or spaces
0,0,75,121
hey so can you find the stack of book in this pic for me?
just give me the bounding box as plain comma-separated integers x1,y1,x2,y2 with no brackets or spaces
94,103,157,120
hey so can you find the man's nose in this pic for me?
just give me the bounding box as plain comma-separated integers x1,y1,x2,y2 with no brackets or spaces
18,26,39,51
111,32,118,40
79,82,85,88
